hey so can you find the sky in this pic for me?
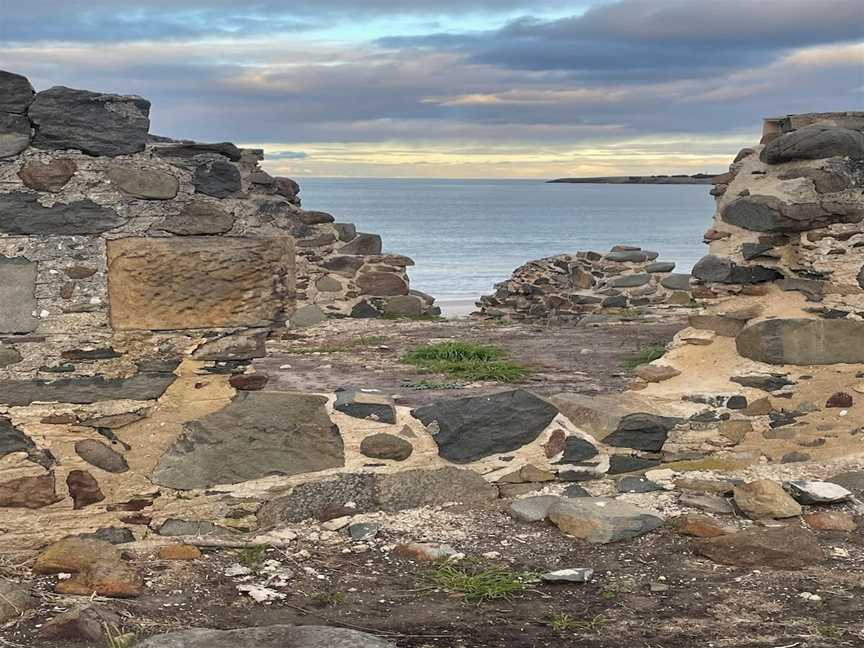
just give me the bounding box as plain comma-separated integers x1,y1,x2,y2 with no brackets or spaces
2,1,862,178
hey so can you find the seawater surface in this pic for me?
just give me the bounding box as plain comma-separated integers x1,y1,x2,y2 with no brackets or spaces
300,178,713,311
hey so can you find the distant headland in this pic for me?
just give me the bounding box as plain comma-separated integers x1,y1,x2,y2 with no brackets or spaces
547,173,719,185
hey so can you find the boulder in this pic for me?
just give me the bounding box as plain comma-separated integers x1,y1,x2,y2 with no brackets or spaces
0,113,31,158
0,70,35,113
645,261,675,273
108,164,179,199
153,141,242,161
356,272,409,296
760,125,864,164
411,390,559,463
340,233,382,255
732,480,801,519
359,433,413,461
828,470,864,494
693,526,824,569
736,318,864,365
548,497,663,544
152,392,344,490
17,158,77,191
609,274,651,288
29,86,151,156
509,495,560,522
383,295,424,317
136,625,395,648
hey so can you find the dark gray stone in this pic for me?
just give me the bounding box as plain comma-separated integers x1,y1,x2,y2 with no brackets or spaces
609,274,651,288
411,390,558,464
29,86,150,157
333,223,357,241
692,254,781,284
0,192,125,235
0,372,176,406
603,413,679,452
617,476,664,493
339,233,382,255
721,195,861,233
359,433,413,461
193,159,241,198
135,625,394,648
660,273,691,291
0,346,22,368
645,261,675,273
736,318,864,365
731,373,794,393
828,470,864,495
152,392,344,490
0,256,38,334
741,243,774,260
350,300,382,318
153,141,242,161
605,250,649,263
548,497,664,544
0,112,31,158
335,389,396,424
563,484,591,497
323,256,364,276
760,125,864,165
0,70,35,113
80,527,135,545
348,523,380,541
74,440,129,473
556,436,599,463
608,455,661,474
0,416,35,458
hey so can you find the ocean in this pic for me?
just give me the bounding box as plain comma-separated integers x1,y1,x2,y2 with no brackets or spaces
299,178,714,315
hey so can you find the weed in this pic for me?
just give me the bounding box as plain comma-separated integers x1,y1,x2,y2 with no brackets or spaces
104,624,136,648
546,613,609,634
420,563,536,603
236,545,267,573
311,591,346,607
402,342,529,383
814,623,845,639
621,343,666,369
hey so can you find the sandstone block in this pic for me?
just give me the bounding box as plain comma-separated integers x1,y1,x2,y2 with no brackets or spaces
736,318,864,365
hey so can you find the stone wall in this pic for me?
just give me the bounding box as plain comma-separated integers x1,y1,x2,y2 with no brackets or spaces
560,112,864,470
475,246,693,321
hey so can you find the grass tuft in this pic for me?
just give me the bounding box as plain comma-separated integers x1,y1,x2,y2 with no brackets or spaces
546,613,609,634
621,343,666,369
402,342,529,383
419,563,536,603
236,545,267,573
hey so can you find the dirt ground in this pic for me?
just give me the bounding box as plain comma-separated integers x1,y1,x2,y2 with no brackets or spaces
4,315,864,648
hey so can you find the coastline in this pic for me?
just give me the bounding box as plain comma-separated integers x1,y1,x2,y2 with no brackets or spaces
548,174,719,185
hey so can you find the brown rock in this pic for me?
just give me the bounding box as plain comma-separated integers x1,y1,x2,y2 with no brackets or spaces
674,479,735,495
56,561,142,598
719,420,752,444
18,158,77,192
156,199,236,235
356,272,409,296
0,472,61,509
64,265,97,279
39,605,120,643
543,429,567,458
41,413,77,425
498,464,555,484
803,511,857,531
672,514,727,538
66,470,105,509
826,392,853,408
106,237,293,330
158,544,202,561
733,480,802,519
108,163,179,200
743,397,774,416
359,433,414,461
393,542,459,561
634,365,681,382
693,526,824,570
228,373,269,391
33,537,118,574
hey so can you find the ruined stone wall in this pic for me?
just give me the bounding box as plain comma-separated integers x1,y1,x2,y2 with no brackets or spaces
568,112,864,469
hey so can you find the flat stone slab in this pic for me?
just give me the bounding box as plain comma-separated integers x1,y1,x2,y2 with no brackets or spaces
693,526,824,570
335,389,396,424
107,237,293,331
0,373,176,406
136,625,394,647
29,86,151,157
0,192,125,236
411,390,559,463
0,256,38,333
152,392,345,490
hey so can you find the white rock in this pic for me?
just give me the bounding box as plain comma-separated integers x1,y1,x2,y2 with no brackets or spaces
786,480,852,504
541,568,594,583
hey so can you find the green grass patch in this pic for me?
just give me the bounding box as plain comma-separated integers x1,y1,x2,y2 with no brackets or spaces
402,342,529,383
546,613,609,634
419,563,537,603
235,545,267,573
621,343,666,369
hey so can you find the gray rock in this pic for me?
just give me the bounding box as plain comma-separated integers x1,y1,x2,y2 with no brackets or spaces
608,455,660,474
29,86,150,156
0,192,125,236
193,159,241,198
291,304,328,328
0,372,176,406
617,476,664,493
736,318,864,365
828,470,864,494
541,568,594,583
322,256,364,276
0,579,36,623
0,70,35,113
258,467,495,524
548,497,664,544
315,276,343,292
741,243,774,260
333,223,357,241
603,413,679,453
383,295,424,317
335,389,396,424
692,254,781,284
760,125,864,165
108,164,179,199
0,256,38,334
0,112,31,158
721,195,860,233
359,433,413,461
350,300,382,318
556,436,599,463
74,440,129,473
0,346,23,368
411,390,559,464
0,416,36,459
157,519,235,537
786,480,852,505
81,527,136,545
509,495,561,522
679,493,734,514
645,261,675,273
135,625,394,648
660,273,690,291
563,484,591,497
605,250,649,263
731,373,794,392
152,141,242,161
152,392,344,490
192,330,267,361
340,233,382,255
348,523,380,541
609,274,651,288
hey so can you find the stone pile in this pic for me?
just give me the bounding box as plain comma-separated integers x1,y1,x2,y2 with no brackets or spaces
475,246,692,321
558,112,864,469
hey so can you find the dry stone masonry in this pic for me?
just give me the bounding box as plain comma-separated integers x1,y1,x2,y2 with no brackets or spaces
475,246,693,321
